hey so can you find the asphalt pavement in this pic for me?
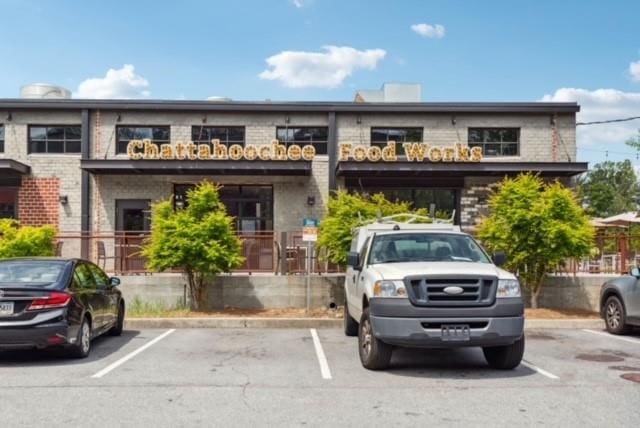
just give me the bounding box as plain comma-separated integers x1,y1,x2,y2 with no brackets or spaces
1,327,639,427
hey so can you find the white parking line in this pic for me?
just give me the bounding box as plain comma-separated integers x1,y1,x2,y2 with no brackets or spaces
583,329,640,345
310,328,332,380
91,329,176,379
521,360,559,379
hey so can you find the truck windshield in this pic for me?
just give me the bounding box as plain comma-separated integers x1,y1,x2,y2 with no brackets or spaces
368,233,491,264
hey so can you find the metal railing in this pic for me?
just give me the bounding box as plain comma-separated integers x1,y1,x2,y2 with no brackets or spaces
54,230,342,275
555,231,640,275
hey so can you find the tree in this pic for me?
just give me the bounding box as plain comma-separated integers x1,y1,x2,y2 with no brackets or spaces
477,174,594,308
0,219,56,258
141,182,244,310
578,160,639,218
317,190,430,265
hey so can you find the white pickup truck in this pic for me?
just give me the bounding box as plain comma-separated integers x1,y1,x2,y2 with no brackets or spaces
343,215,525,370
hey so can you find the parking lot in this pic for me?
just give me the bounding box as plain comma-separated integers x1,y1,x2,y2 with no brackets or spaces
1,327,639,427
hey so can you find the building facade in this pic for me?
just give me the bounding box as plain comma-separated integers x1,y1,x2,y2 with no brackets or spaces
0,99,586,269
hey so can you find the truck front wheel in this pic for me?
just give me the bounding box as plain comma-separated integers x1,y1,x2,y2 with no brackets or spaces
482,335,525,370
358,308,392,370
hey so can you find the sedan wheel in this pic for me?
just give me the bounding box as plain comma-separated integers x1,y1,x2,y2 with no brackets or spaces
69,318,92,359
604,296,631,335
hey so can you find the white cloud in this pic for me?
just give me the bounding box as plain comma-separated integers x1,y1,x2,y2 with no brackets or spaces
630,60,640,82
410,23,445,39
290,0,306,7
74,64,150,99
259,45,386,88
541,88,640,146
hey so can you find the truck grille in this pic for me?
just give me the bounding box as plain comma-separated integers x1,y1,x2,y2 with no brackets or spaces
404,276,497,307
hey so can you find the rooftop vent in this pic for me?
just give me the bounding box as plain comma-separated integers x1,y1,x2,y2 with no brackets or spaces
206,96,232,102
20,83,71,99
354,83,421,103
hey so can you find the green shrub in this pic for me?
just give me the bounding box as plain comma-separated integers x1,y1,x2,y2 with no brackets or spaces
0,219,56,258
477,174,594,308
317,190,430,265
141,182,244,310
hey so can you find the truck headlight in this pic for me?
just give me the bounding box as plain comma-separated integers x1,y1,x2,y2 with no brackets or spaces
373,280,407,298
497,279,521,298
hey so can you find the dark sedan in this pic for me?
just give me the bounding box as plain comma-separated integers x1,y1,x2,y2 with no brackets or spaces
0,258,125,358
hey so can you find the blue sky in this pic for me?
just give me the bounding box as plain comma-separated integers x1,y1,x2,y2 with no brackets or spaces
1,0,639,166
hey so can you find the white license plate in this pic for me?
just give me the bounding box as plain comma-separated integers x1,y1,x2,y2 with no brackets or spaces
441,324,471,341
0,302,14,316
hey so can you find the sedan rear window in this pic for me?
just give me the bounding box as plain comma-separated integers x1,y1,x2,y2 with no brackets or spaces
0,261,66,287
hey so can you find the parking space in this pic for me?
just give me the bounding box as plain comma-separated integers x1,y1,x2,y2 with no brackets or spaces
1,327,639,426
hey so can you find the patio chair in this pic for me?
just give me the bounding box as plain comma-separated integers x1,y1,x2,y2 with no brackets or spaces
96,240,117,271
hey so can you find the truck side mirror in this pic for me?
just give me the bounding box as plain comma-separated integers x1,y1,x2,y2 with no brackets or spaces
492,251,507,267
630,267,640,278
347,251,361,269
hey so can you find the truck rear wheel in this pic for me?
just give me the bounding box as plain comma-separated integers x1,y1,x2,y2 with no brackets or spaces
483,335,525,370
358,308,392,370
344,299,358,337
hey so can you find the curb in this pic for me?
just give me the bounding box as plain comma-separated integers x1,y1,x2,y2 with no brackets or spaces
125,317,342,329
525,318,602,329
125,317,603,330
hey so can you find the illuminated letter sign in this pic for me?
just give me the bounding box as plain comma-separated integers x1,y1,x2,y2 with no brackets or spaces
126,139,315,161
338,141,483,162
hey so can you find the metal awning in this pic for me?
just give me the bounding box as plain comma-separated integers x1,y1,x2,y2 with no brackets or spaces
0,159,31,176
335,161,588,178
81,159,312,176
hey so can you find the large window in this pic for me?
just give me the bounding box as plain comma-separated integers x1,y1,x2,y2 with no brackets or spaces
371,127,423,156
116,126,170,154
276,127,328,155
173,184,273,232
468,128,519,156
191,126,245,148
28,126,81,154
0,125,4,152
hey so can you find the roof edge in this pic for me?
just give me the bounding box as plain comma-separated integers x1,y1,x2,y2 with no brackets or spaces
0,99,580,113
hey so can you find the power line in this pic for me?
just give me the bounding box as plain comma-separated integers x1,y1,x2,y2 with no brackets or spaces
577,116,640,126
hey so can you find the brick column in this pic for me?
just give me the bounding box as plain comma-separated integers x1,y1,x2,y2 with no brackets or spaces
17,178,60,226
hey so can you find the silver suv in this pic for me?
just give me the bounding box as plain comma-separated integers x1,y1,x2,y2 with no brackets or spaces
343,216,525,370
600,267,640,334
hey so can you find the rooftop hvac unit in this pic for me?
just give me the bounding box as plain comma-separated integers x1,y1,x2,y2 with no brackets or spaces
20,83,71,99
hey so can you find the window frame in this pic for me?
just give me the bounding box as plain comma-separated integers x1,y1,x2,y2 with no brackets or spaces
115,125,171,155
72,262,97,291
275,126,329,155
370,127,424,156
0,124,4,153
191,126,245,148
87,262,110,289
467,127,520,157
27,125,82,154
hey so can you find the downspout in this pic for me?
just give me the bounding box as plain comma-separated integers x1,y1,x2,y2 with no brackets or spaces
80,109,91,259
327,111,337,191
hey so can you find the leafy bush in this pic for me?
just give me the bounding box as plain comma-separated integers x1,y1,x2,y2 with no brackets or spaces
141,182,244,310
0,219,56,258
477,174,594,308
317,190,430,265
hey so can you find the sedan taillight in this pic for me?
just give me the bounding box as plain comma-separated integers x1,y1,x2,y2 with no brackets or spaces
27,292,71,311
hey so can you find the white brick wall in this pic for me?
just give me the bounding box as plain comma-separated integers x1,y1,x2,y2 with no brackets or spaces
0,108,577,235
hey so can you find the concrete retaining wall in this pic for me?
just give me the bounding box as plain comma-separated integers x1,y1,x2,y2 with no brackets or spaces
117,273,611,312
117,273,345,310
537,274,613,312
